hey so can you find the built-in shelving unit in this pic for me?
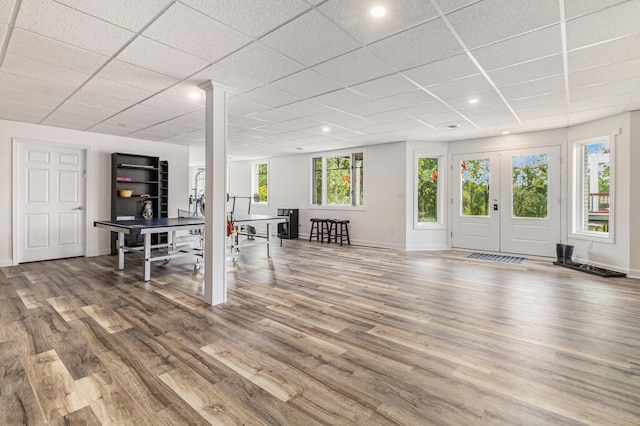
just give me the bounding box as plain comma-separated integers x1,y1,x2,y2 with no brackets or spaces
111,153,168,254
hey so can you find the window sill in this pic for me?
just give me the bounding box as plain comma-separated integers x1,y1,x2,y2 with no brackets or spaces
570,231,614,244
310,205,365,212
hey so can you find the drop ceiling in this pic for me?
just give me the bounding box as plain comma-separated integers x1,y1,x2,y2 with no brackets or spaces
1,0,639,160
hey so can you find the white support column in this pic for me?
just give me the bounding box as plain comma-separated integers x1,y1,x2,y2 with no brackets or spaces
198,80,228,306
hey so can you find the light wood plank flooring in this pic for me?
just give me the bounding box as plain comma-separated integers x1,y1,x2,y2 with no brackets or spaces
1,240,639,425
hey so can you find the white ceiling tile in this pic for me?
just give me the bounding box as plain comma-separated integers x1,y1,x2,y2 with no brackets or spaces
0,23,6,48
142,3,251,62
1,0,13,23
360,118,425,134
570,79,639,102
398,101,450,117
367,19,463,71
279,117,319,130
364,110,411,124
401,53,481,88
108,104,178,127
261,10,360,67
428,74,494,100
511,93,567,111
459,103,513,119
488,55,564,87
569,105,627,125
0,86,62,108
350,74,416,99
41,114,94,130
471,25,562,71
445,91,503,110
311,88,370,108
319,0,439,45
227,97,270,116
230,116,272,129
0,70,74,100
307,109,363,124
563,0,630,19
217,43,304,84
145,120,201,138
312,48,395,86
7,28,107,75
570,93,632,112
470,114,519,127
249,107,304,123
343,100,392,116
97,60,179,93
437,0,482,13
82,77,154,103
56,100,118,120
376,90,435,110
15,0,133,55
141,94,203,116
0,98,52,118
68,89,136,111
500,75,566,100
182,0,310,38
569,58,640,89
566,1,640,50
446,0,560,49
328,116,372,129
272,69,342,98
116,36,209,80
281,100,330,117
253,123,297,134
1,53,89,87
88,123,138,136
568,33,640,73
233,85,301,109
156,82,206,106
55,0,172,31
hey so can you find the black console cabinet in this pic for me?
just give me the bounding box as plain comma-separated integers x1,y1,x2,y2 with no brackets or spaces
277,208,299,239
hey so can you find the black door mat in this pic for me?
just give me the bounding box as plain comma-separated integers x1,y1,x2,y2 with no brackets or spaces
467,253,525,264
553,262,626,277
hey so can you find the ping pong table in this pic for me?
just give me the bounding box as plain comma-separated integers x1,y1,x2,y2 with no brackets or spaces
94,214,288,281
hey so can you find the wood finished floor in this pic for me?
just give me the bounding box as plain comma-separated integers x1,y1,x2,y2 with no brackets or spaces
1,240,640,425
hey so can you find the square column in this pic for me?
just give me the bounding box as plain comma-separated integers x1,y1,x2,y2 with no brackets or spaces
198,80,228,305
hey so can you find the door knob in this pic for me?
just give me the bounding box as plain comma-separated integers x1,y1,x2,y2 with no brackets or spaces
73,206,84,211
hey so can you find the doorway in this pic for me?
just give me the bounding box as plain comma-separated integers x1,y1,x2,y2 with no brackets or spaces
14,139,87,263
451,146,561,257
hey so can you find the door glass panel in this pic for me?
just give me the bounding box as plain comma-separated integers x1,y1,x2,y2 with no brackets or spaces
461,159,490,216
512,154,548,218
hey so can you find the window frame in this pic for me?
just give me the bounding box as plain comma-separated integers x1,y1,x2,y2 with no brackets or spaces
251,160,269,205
414,153,445,229
571,133,616,243
310,149,365,210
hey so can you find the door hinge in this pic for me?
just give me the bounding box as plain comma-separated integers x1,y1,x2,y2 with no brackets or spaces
451,232,453,238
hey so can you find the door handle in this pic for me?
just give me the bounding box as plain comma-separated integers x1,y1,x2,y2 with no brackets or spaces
73,206,84,211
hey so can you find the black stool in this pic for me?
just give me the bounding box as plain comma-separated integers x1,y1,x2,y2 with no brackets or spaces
328,219,350,246
310,218,332,243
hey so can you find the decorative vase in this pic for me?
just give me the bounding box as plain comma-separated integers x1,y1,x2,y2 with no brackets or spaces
142,200,153,219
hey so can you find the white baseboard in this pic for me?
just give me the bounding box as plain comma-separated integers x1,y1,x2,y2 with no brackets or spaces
627,268,640,279
0,259,13,267
572,257,629,275
406,244,449,251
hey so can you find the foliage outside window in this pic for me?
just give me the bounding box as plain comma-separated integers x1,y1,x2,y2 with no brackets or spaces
417,157,438,222
574,138,611,236
253,162,268,203
311,152,364,206
512,154,548,218
461,159,490,216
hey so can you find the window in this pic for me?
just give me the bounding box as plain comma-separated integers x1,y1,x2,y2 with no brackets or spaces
252,162,268,203
573,136,613,239
311,152,364,207
512,154,548,219
416,157,439,223
461,158,490,216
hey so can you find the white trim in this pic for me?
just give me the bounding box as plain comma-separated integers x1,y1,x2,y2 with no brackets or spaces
309,148,367,208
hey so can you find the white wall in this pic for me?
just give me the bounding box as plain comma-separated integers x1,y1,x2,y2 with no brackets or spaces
0,119,190,266
567,113,632,274
227,142,407,248
630,111,640,278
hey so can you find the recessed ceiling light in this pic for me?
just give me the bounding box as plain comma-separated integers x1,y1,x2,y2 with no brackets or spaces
370,6,386,18
469,98,479,104
322,126,330,133
502,130,510,135
447,124,460,129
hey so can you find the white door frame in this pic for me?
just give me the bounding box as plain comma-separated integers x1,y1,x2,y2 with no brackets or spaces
12,138,90,265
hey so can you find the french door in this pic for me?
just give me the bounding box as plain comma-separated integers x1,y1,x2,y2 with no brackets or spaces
452,146,560,257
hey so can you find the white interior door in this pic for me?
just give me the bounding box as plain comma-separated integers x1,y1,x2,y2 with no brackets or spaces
452,146,560,257
16,141,86,263
451,153,500,252
500,146,561,257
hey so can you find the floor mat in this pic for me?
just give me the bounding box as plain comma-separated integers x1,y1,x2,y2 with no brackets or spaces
467,252,526,264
